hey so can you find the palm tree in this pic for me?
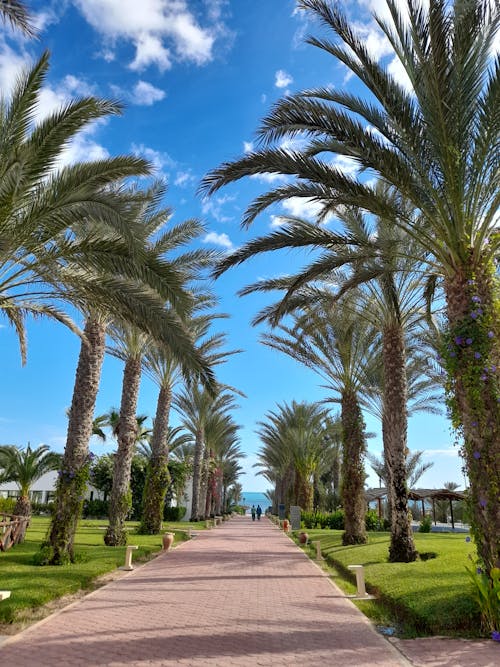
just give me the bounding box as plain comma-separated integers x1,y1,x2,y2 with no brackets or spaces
202,0,500,571
139,301,229,534
0,0,36,37
261,299,378,544
367,450,434,490
174,387,240,521
0,444,61,520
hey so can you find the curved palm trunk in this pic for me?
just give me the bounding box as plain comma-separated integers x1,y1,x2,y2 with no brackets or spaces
140,384,172,534
297,472,313,512
105,356,142,546
13,494,31,541
341,389,367,545
48,317,106,564
382,325,417,562
189,427,204,521
444,265,500,571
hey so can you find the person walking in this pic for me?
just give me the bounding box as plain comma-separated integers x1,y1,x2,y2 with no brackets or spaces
256,505,262,520
251,505,256,521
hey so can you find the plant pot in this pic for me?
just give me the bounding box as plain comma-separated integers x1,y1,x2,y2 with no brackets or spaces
299,531,309,545
283,519,290,532
162,532,175,551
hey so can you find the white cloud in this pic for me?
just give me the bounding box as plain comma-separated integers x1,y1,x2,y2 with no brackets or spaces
74,0,224,71
331,154,359,178
0,41,30,93
270,215,286,229
261,93,267,104
281,197,324,221
275,69,293,88
132,80,166,105
203,231,233,249
250,172,289,185
131,142,176,177
243,141,253,154
201,194,235,223
387,55,413,92
174,170,196,187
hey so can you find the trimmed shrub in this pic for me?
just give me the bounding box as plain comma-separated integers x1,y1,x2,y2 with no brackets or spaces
419,515,432,533
0,497,16,513
163,505,186,521
365,509,379,531
31,502,54,516
82,499,109,519
327,510,345,530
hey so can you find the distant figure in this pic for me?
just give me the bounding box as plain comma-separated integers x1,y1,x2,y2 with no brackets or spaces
256,504,262,520
251,505,256,521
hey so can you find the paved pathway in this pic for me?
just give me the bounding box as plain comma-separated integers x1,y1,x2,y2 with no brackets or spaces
1,516,498,666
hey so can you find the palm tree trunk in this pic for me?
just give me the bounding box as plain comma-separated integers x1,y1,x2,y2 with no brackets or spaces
105,356,142,546
48,316,106,564
189,427,204,521
444,263,500,571
341,388,367,545
140,385,172,534
199,446,211,518
382,325,417,562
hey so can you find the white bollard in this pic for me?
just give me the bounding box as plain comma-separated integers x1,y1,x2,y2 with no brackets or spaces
312,540,323,561
121,545,139,571
347,564,374,599
0,591,11,601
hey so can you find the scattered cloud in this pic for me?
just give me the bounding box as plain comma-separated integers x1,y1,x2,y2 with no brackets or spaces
203,231,233,249
243,141,253,154
131,142,176,177
281,196,324,221
270,215,286,229
330,154,359,178
275,69,293,89
73,0,228,72
201,194,235,223
249,172,289,185
132,80,166,105
261,93,267,104
174,170,196,187
422,448,460,458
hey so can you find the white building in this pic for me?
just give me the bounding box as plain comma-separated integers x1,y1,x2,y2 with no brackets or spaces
0,471,103,503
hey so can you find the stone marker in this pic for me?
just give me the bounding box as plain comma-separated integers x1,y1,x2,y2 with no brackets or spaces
290,506,301,530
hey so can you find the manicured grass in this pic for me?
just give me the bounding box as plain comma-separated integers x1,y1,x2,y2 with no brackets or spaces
297,529,481,638
0,517,206,627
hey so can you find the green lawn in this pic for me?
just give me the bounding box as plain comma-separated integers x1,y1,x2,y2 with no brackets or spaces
0,517,206,627
297,529,481,638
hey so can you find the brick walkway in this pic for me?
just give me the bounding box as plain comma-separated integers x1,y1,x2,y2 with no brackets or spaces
2,515,407,666
1,516,498,666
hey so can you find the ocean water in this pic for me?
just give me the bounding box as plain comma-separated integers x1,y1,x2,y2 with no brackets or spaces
241,491,272,514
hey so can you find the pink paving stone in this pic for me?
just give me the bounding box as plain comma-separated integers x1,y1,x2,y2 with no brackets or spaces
1,515,497,666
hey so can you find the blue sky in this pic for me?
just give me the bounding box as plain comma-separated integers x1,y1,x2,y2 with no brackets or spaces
0,0,465,492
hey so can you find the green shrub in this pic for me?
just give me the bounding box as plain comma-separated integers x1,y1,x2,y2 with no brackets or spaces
0,497,16,513
31,502,54,516
163,505,186,521
327,509,345,530
419,515,432,532
365,509,379,531
302,511,318,529
82,499,109,519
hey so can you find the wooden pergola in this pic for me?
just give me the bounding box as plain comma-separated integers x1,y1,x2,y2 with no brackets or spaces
365,488,466,529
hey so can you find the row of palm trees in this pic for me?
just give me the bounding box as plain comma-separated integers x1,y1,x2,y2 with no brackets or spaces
201,0,499,573
0,5,243,563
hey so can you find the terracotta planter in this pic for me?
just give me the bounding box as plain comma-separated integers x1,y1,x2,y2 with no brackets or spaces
162,532,175,551
283,519,290,532
299,531,309,545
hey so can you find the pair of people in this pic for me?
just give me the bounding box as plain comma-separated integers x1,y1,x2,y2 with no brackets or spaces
251,504,262,521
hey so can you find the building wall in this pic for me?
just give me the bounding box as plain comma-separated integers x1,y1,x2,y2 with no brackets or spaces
0,470,103,503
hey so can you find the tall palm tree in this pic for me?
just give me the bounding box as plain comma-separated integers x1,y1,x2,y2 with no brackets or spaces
202,0,500,571
174,387,240,521
367,450,435,490
139,301,229,534
0,444,61,519
262,299,378,544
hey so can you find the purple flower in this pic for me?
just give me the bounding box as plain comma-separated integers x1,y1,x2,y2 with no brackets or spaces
487,331,494,338
472,296,481,303
492,631,500,642
476,567,483,574
479,499,487,508
474,351,481,359
449,351,456,357
466,338,473,345
472,421,478,427
491,365,497,372
477,309,483,315
465,536,471,542
455,336,463,345
473,451,481,459
467,279,475,285
481,374,488,381
471,312,478,319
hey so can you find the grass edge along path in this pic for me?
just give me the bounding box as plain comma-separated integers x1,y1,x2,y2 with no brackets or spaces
0,516,206,631
294,529,483,639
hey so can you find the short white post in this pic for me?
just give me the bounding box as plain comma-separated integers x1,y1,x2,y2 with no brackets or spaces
312,540,323,561
121,545,139,571
347,564,374,599
0,591,11,601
